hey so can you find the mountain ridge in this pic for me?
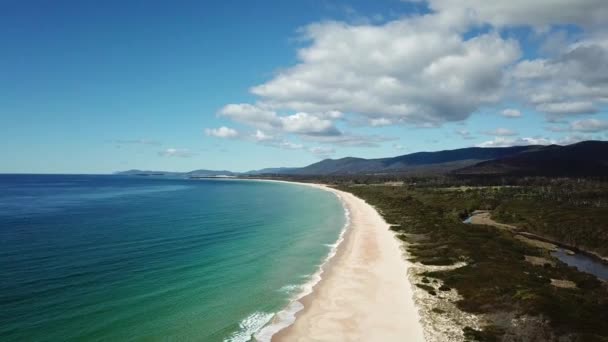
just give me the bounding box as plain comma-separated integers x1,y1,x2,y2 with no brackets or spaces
454,141,608,176
116,141,608,177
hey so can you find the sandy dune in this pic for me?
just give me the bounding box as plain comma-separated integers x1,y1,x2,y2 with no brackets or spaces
271,183,425,342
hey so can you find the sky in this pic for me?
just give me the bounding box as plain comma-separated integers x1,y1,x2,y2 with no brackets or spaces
2,0,608,174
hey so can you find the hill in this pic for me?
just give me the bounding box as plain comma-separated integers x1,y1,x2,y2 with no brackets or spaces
288,145,538,175
116,141,608,178
454,141,608,176
116,169,236,177
245,167,299,175
186,169,237,177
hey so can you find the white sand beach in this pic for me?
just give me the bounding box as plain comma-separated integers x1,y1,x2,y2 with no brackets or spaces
269,183,425,342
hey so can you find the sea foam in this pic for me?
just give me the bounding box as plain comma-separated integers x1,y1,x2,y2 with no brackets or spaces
224,312,274,342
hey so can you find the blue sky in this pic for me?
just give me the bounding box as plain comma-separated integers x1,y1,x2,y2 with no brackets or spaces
2,0,607,173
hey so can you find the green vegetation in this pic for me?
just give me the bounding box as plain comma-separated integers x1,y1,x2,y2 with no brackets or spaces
335,180,608,341
490,181,608,257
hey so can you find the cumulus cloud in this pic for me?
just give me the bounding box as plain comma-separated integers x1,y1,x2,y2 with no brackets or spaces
215,12,521,143
511,41,608,119
248,15,520,126
570,119,608,132
320,110,344,119
219,104,340,136
422,2,608,122
218,102,392,148
370,118,393,127
281,112,340,136
158,148,196,158
205,126,239,138
482,128,519,136
252,129,274,142
501,109,522,118
212,1,607,153
421,0,608,28
536,102,598,116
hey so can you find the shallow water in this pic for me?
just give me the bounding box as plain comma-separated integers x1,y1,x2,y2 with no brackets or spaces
0,175,345,341
552,248,608,281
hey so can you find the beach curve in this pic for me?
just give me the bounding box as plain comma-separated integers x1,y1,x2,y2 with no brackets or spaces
255,181,425,342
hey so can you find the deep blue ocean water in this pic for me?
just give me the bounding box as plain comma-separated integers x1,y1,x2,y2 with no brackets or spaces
0,175,345,341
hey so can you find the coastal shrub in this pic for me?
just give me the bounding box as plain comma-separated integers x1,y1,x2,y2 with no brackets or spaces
337,182,608,340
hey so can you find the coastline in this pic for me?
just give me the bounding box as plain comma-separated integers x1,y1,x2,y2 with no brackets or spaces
253,180,425,342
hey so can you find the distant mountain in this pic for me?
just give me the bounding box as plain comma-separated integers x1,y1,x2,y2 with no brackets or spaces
245,167,300,175
186,169,236,177
117,141,608,178
454,141,608,176
288,145,539,175
115,169,236,177
115,169,182,176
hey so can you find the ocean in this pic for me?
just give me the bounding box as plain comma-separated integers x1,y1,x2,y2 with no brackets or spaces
0,175,346,341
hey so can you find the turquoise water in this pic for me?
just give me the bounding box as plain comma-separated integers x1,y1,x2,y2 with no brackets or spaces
0,175,346,341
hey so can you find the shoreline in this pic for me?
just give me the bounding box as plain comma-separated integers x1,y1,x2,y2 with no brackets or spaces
253,180,425,341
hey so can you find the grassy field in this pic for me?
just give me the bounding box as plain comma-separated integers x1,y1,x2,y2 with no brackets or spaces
336,182,608,341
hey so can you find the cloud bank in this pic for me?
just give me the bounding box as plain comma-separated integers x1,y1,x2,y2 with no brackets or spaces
207,0,608,151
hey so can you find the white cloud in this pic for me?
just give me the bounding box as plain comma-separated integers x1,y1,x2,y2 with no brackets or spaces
252,130,274,142
219,104,280,131
536,101,597,116
158,148,196,158
370,118,393,127
205,126,239,138
422,0,608,28
501,109,521,118
280,112,339,136
219,104,340,136
482,128,518,136
321,110,344,119
511,41,608,119
212,1,608,154
218,102,394,148
476,137,555,147
570,119,608,132
476,135,593,147
244,14,520,126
